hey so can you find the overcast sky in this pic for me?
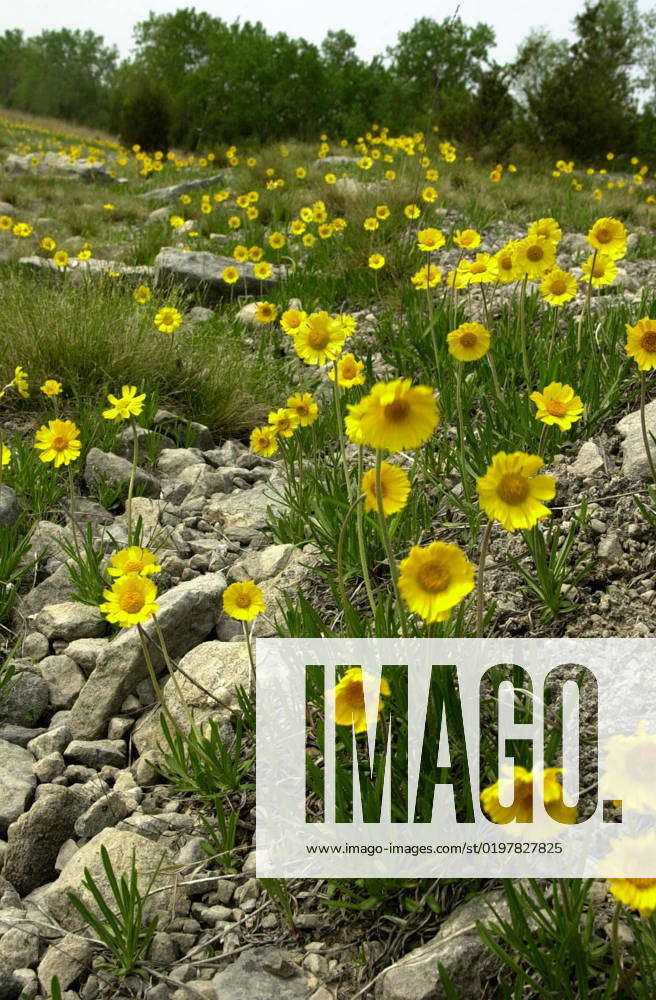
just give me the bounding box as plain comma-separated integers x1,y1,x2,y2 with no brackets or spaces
3,0,654,63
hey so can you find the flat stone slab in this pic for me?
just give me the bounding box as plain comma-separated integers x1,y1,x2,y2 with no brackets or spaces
19,256,153,287
5,151,115,182
154,246,284,303
138,173,225,201
616,400,656,480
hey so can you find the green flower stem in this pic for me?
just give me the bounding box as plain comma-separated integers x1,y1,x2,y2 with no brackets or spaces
480,283,490,329
476,520,493,637
487,352,503,401
576,249,597,355
332,361,354,503
611,899,623,981
126,414,139,545
640,371,656,486
242,621,256,694
153,616,194,728
454,362,471,503
137,622,179,733
336,490,370,625
519,274,531,389
356,447,378,619
537,421,549,458
67,463,82,562
375,450,408,635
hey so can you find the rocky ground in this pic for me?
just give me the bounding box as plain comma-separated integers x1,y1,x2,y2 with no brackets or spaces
0,383,653,999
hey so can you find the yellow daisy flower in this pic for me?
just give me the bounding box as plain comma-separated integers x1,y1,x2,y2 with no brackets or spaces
133,284,152,304
514,236,556,279
154,307,182,334
398,541,475,623
361,462,410,516
417,227,446,252
280,309,307,336
447,322,491,361
102,385,146,421
587,217,628,260
476,451,556,531
34,419,81,467
268,408,299,437
222,580,266,621
250,425,278,456
529,382,584,430
453,228,481,249
626,317,656,370
357,379,439,452
539,268,578,305
286,392,318,426
582,252,617,287
334,667,390,734
108,546,161,578
255,301,278,324
40,379,62,397
100,573,159,628
481,766,577,825
294,312,346,365
329,353,365,388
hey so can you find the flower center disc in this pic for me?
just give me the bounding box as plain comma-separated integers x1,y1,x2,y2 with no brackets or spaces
641,331,656,352
498,473,530,505
120,592,145,614
459,332,477,349
550,279,567,295
547,399,567,417
417,562,451,593
527,246,543,261
52,436,67,450
384,399,410,422
308,329,329,349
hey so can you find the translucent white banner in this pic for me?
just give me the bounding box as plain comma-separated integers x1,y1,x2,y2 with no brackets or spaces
256,638,656,877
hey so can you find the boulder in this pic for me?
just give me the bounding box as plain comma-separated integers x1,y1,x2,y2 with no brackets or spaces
0,486,19,528
0,741,35,834
138,173,225,201
84,447,160,499
617,400,656,480
42,829,181,932
30,602,107,643
3,785,87,895
212,946,313,999
36,654,86,709
376,892,510,1000
154,247,283,303
132,640,249,757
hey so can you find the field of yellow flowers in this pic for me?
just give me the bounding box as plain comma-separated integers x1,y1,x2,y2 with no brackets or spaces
1,108,656,998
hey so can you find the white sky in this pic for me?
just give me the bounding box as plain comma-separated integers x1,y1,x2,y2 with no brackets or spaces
3,0,655,63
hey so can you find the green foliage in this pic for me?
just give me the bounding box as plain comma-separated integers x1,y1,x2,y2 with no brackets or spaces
3,8,656,156
0,27,117,128
153,712,255,801
0,522,37,625
66,845,162,979
58,522,107,606
117,74,171,151
477,879,620,997
5,437,66,520
200,797,240,873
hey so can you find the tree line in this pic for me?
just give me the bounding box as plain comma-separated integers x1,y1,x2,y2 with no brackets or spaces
1,1,655,161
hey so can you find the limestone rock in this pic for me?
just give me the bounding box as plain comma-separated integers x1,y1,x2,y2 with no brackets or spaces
0,741,35,834
617,401,656,480
132,640,249,757
154,247,282,304
42,830,181,932
84,448,160,499
67,573,227,739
